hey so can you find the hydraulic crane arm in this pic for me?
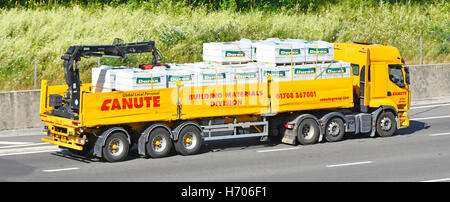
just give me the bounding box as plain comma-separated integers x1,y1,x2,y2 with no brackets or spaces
52,39,161,119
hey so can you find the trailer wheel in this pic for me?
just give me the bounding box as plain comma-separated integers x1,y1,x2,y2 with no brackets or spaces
146,128,173,158
175,125,203,156
325,117,345,142
297,118,320,145
102,132,129,162
376,111,396,137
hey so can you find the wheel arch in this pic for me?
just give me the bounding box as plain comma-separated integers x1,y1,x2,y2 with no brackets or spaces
172,121,203,141
319,112,346,141
370,106,398,137
319,112,346,128
289,114,321,142
93,126,131,158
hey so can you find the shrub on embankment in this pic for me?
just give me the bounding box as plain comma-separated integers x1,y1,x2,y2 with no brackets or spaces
0,0,448,90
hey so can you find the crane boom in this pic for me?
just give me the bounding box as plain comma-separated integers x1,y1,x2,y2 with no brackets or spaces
52,39,160,119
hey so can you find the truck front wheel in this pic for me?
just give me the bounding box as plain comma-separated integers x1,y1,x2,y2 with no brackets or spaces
175,125,203,156
376,111,396,137
103,132,129,162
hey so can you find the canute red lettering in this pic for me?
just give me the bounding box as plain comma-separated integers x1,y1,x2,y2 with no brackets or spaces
144,96,152,107
101,99,112,111
111,99,121,110
134,97,144,108
153,96,160,107
101,96,160,111
122,98,133,109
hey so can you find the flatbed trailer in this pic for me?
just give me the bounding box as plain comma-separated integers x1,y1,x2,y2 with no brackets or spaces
40,41,411,162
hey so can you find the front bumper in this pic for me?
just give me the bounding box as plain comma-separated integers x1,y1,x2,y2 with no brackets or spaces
40,114,85,151
41,137,83,150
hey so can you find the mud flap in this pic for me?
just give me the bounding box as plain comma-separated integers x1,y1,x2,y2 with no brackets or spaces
93,134,108,158
281,129,297,145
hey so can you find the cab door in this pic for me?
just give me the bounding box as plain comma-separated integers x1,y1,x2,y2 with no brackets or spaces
386,64,409,107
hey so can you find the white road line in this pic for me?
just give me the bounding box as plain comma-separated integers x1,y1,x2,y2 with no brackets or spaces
0,149,61,157
0,141,32,145
421,178,450,182
257,147,300,153
411,103,450,109
410,115,450,121
429,132,450,137
0,142,49,149
42,167,80,173
326,161,373,168
0,145,60,156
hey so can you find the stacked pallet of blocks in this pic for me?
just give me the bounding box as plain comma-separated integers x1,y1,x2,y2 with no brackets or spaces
91,38,350,92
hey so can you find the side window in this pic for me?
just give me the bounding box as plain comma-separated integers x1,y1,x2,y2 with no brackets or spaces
351,64,359,76
388,64,405,87
404,66,410,84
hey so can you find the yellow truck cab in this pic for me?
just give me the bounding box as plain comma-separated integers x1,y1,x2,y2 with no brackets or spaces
334,42,410,129
40,40,411,162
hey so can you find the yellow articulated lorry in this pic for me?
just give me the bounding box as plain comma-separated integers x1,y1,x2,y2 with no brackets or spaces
40,40,410,162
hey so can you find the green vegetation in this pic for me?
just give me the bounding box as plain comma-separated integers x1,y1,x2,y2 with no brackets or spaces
0,0,448,90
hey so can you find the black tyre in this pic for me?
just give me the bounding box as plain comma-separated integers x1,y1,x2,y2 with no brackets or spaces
102,132,129,162
146,128,173,158
297,118,320,145
175,125,203,156
325,117,345,142
376,111,396,137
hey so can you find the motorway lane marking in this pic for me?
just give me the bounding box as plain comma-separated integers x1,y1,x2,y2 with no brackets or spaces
256,147,300,153
0,149,61,157
42,167,80,173
326,161,373,168
0,141,32,145
0,145,61,157
410,115,450,121
421,178,450,182
428,132,450,137
0,142,49,149
410,103,450,110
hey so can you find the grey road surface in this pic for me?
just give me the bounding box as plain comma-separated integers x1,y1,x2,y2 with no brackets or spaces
1,101,450,182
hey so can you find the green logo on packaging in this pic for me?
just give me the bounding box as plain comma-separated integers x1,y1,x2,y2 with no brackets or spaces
264,70,286,77
235,72,257,79
168,75,192,82
326,67,346,74
279,49,301,56
136,77,161,84
308,48,329,54
294,68,316,75
225,51,245,58
202,73,226,80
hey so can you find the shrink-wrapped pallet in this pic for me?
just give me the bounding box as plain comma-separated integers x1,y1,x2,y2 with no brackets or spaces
91,65,134,92
222,63,260,84
237,38,260,61
292,64,319,81
259,64,292,82
197,68,234,86
255,40,307,64
115,68,168,91
319,62,351,79
165,68,198,87
202,42,252,63
305,41,334,62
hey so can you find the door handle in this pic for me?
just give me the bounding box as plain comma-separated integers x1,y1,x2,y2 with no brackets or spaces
387,91,392,96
